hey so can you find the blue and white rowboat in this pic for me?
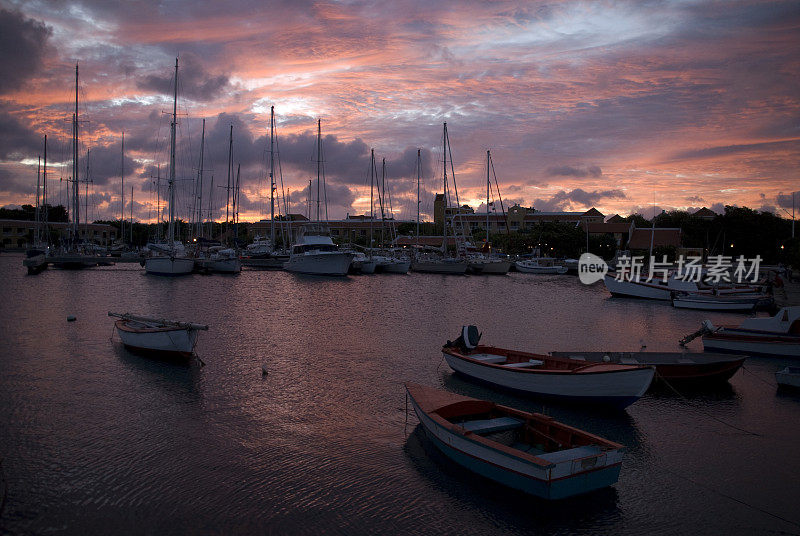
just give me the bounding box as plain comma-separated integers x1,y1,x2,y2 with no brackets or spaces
405,382,625,500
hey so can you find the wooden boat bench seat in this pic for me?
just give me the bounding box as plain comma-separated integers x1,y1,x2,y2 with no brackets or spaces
502,359,545,368
537,445,603,464
469,353,506,364
459,416,524,435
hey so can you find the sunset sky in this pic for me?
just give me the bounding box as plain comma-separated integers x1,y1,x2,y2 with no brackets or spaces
1,0,798,223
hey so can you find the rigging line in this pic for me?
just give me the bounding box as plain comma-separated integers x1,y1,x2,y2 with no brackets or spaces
653,460,800,533
740,364,779,388
654,370,761,437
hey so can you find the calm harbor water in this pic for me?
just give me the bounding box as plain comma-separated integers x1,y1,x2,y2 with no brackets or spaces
0,253,798,535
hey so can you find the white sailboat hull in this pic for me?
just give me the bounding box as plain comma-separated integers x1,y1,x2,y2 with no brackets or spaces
515,262,567,274
604,275,673,300
410,260,467,274
208,257,241,273
145,256,195,275
379,260,410,274
702,336,800,358
285,252,353,275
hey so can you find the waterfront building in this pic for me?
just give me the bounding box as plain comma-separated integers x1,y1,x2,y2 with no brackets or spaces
0,219,117,249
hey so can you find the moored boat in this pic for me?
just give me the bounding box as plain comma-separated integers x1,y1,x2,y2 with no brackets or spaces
109,311,208,358
671,291,772,312
285,224,353,276
700,306,800,358
443,326,654,409
515,259,568,274
775,366,800,390
550,351,745,384
405,382,625,500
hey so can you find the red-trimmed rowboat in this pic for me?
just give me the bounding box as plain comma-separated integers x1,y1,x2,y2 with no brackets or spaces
405,382,625,500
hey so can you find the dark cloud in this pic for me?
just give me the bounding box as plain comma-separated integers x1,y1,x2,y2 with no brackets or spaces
137,53,232,102
0,102,41,160
0,9,51,94
546,165,602,178
686,195,706,204
532,188,626,211
669,140,800,162
777,191,799,209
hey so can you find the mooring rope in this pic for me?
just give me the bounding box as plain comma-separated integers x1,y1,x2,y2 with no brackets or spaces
741,364,778,388
655,370,761,437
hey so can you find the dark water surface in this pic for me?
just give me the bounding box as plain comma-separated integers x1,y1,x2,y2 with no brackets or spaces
1,253,798,535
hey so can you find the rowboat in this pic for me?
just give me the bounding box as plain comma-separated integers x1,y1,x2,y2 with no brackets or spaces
443,327,654,409
109,312,208,358
671,291,772,312
405,382,625,500
550,351,745,385
775,366,800,390
701,306,800,358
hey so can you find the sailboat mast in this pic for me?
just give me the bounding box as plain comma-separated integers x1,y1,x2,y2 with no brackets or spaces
42,135,47,233
196,118,205,239
442,122,448,255
72,63,80,244
370,149,375,251
486,150,490,253
120,131,124,243
380,158,386,247
226,125,233,243
416,148,420,242
316,119,321,222
167,57,178,247
130,185,134,244
35,156,41,245
270,106,276,248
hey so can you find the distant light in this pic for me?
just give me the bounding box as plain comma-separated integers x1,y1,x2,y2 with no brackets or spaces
781,245,785,249
730,243,734,248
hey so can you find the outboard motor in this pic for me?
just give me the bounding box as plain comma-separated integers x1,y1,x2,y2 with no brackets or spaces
445,325,482,353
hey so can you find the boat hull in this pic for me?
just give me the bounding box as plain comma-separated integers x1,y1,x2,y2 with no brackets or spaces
776,367,800,389
410,261,467,274
285,252,353,275
550,352,745,384
443,352,653,409
145,256,195,275
23,253,48,274
115,321,199,357
604,275,672,300
515,262,567,274
207,257,242,273
379,260,410,274
702,334,800,358
407,386,623,500
470,260,511,274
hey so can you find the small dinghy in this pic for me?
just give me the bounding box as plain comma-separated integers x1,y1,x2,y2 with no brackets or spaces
443,327,654,409
109,312,208,358
405,382,625,500
775,366,800,390
550,351,746,385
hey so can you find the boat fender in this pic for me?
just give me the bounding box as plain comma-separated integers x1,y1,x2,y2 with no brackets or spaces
602,354,611,362
67,315,76,322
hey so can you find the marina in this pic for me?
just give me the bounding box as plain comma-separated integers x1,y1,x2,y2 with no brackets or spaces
1,1,798,534
1,253,798,534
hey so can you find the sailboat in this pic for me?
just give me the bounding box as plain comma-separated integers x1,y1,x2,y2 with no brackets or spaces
410,122,467,274
371,157,410,274
145,58,195,276
50,64,99,269
467,150,511,275
23,139,49,274
203,128,241,274
284,119,353,275
243,106,289,269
